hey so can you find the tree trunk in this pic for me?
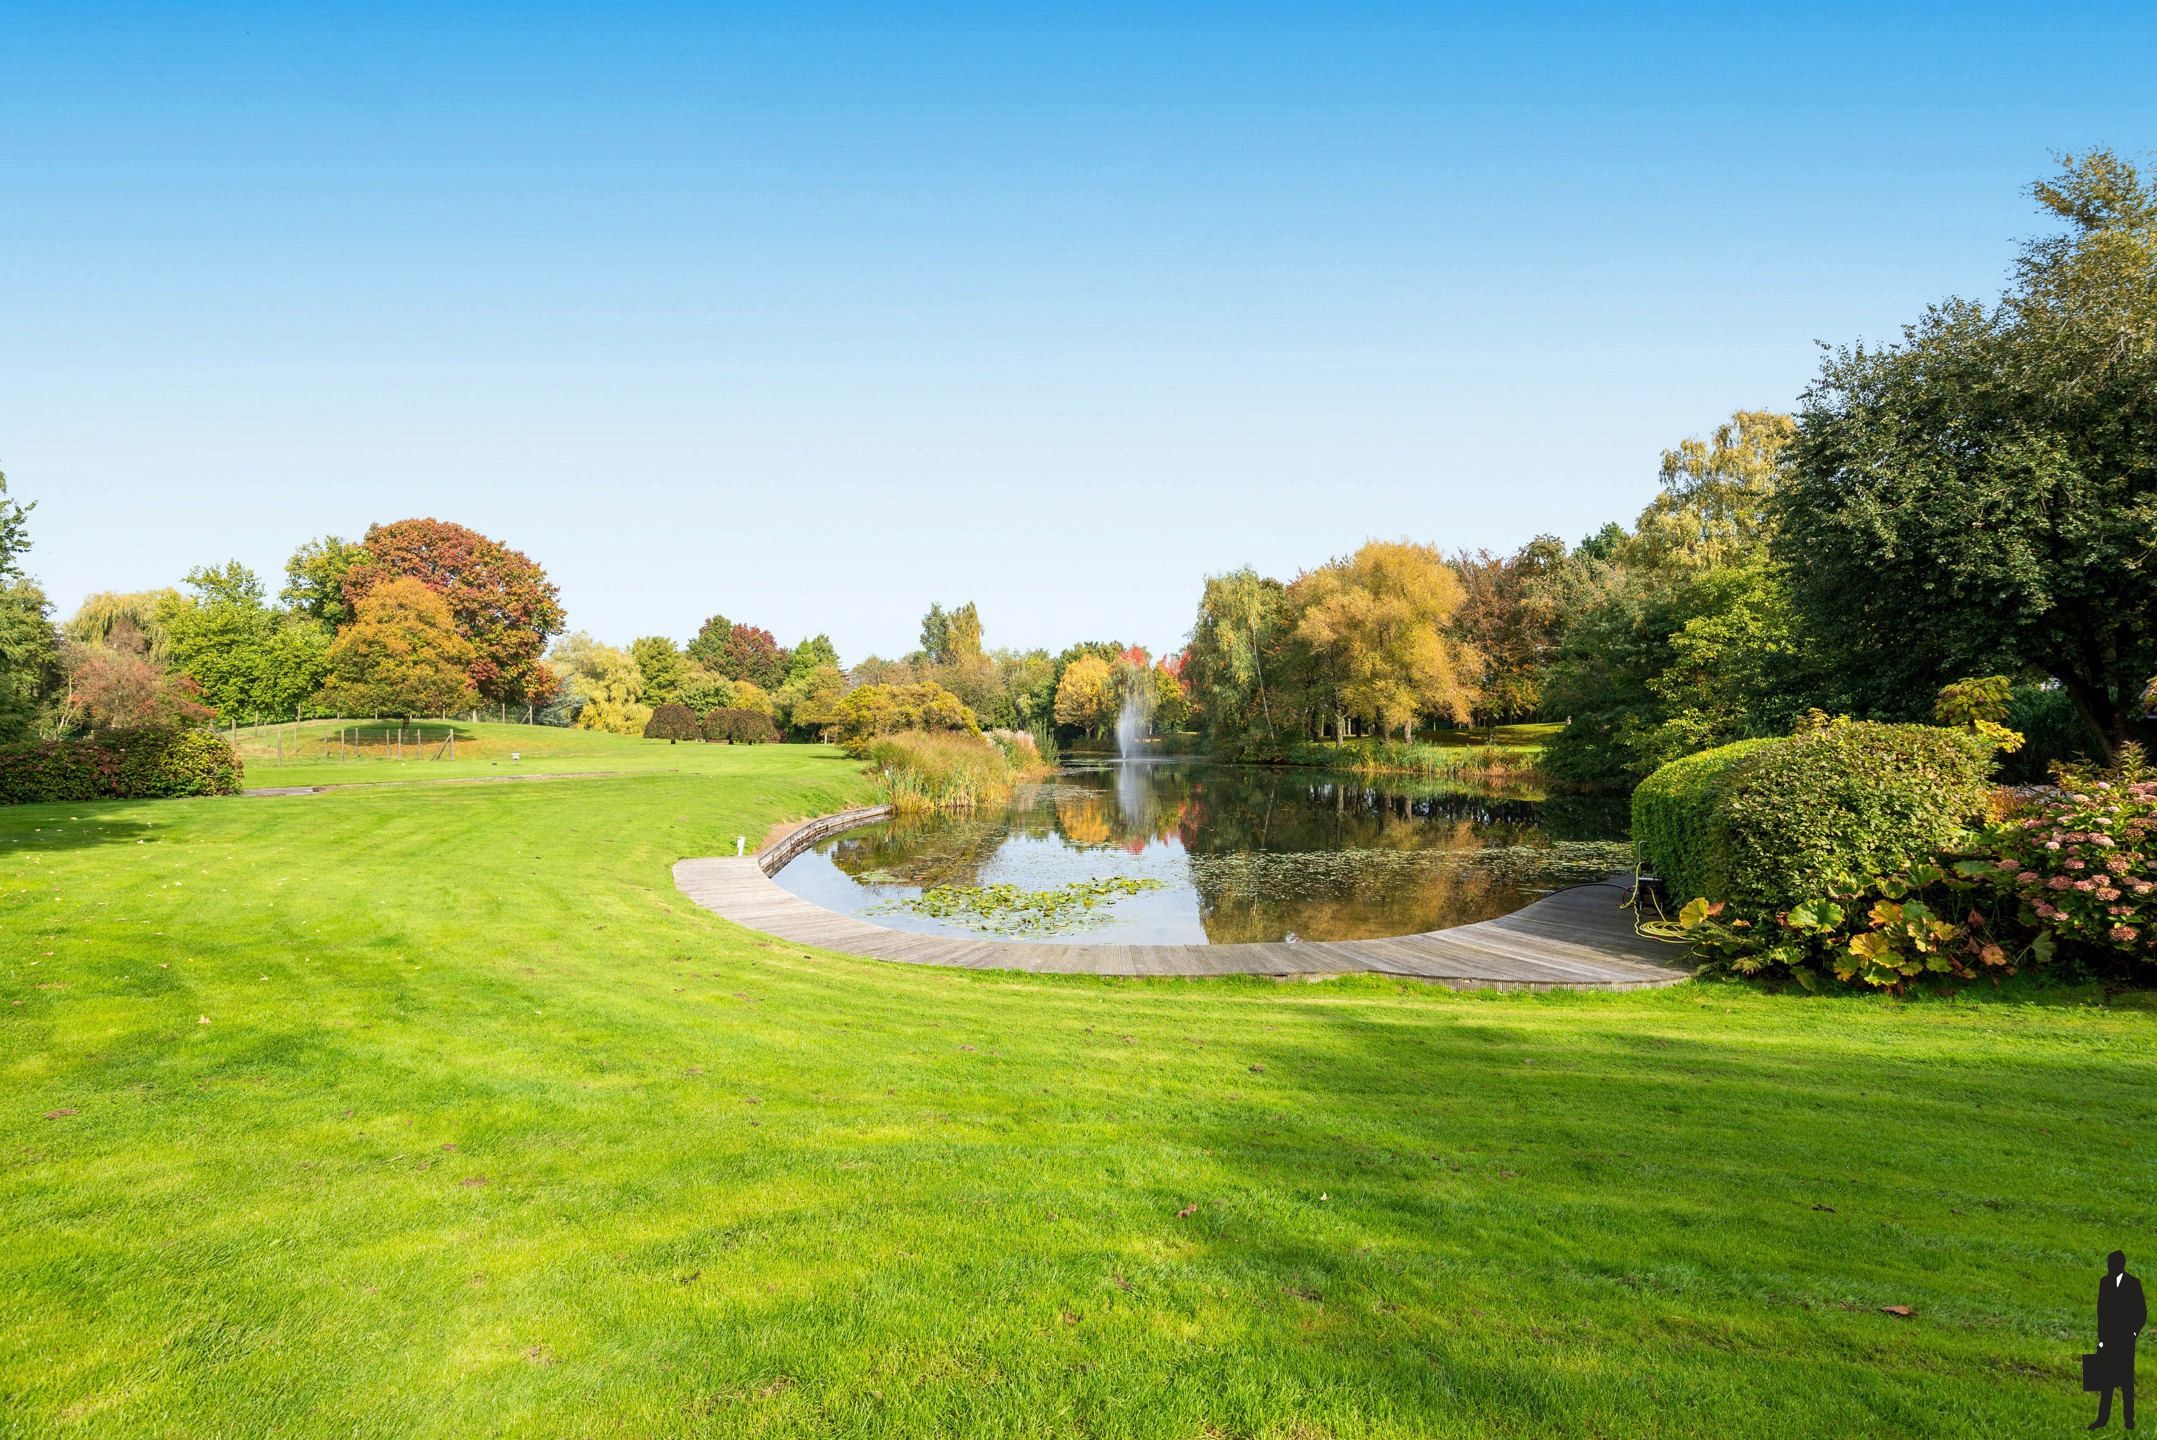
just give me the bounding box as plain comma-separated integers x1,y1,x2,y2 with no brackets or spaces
2059,671,2130,765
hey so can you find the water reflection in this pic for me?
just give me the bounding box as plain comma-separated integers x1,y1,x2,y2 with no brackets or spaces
773,761,1632,945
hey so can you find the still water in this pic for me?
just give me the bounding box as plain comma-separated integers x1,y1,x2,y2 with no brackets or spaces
771,760,1632,945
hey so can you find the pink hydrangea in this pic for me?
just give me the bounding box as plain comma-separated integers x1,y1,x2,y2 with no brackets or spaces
2112,925,2141,944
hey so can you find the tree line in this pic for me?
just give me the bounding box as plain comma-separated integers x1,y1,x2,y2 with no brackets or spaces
4,150,2149,786
1175,149,2157,789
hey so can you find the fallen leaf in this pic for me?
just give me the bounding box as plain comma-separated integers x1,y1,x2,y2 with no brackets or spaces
461,1175,490,1188
1880,1305,1914,1318
1812,1203,1836,1213
44,1108,77,1120
197,1015,211,1026
1176,1203,1199,1219
1249,1064,1265,1074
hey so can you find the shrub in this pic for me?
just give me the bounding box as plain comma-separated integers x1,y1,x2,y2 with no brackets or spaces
0,727,242,804
1636,722,1994,921
643,702,701,743
824,682,979,745
1630,739,1774,906
700,707,779,745
861,730,1014,813
1713,722,1995,917
1960,746,2157,967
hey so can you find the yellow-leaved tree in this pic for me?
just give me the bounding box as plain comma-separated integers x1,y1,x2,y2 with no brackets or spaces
548,632,650,735
1052,654,1117,738
1289,540,1479,741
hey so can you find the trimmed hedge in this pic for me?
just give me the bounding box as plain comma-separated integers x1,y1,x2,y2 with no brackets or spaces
1633,722,1995,917
0,728,244,804
1629,739,1774,907
643,703,702,743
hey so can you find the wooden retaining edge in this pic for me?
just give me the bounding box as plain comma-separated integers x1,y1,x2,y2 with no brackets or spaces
756,804,895,875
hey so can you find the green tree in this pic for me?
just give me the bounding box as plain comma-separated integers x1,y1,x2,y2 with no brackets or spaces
1777,149,2157,756
0,581,58,741
161,565,332,722
281,536,361,626
1623,411,1796,574
317,578,478,718
685,614,733,670
785,634,840,683
630,635,690,705
1183,568,1286,753
0,471,59,739
774,662,847,737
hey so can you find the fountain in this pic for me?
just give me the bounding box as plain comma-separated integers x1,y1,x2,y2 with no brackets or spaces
1115,684,1150,760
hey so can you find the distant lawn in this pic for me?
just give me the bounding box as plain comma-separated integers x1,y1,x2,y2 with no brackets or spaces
3,743,2150,1436
223,718,771,789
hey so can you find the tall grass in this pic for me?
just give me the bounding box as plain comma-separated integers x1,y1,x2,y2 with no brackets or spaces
1287,737,1540,784
860,730,1040,814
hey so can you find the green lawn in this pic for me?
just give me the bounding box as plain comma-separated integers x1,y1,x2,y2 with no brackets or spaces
3,741,2151,1437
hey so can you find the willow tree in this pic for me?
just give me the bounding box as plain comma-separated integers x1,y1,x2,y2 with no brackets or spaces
1777,149,2157,756
1289,540,1480,741
1182,567,1286,753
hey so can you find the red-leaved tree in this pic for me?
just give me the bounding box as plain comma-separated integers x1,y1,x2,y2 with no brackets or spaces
340,519,565,706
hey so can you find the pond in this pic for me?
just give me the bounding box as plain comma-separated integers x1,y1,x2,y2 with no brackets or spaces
770,760,1633,945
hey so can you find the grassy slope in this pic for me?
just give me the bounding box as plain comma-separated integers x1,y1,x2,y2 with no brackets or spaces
3,743,2153,1437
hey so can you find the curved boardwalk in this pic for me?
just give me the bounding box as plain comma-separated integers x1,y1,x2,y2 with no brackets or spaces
674,809,1694,991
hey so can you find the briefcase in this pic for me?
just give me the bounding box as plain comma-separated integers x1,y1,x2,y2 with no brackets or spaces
2084,1351,2112,1392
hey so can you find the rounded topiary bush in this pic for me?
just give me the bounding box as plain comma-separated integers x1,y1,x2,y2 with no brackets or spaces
1634,722,1996,917
643,702,701,743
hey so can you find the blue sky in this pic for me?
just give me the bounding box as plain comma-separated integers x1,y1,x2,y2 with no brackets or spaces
5,2,2155,663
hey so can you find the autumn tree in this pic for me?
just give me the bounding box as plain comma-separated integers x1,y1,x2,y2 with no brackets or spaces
340,518,564,706
719,624,788,688
1053,654,1118,738
547,632,650,735
1289,541,1479,740
826,681,978,743
63,645,212,730
1449,536,1569,730
317,578,478,718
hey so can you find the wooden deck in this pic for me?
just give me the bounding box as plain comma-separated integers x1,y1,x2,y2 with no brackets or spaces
673,816,1695,989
